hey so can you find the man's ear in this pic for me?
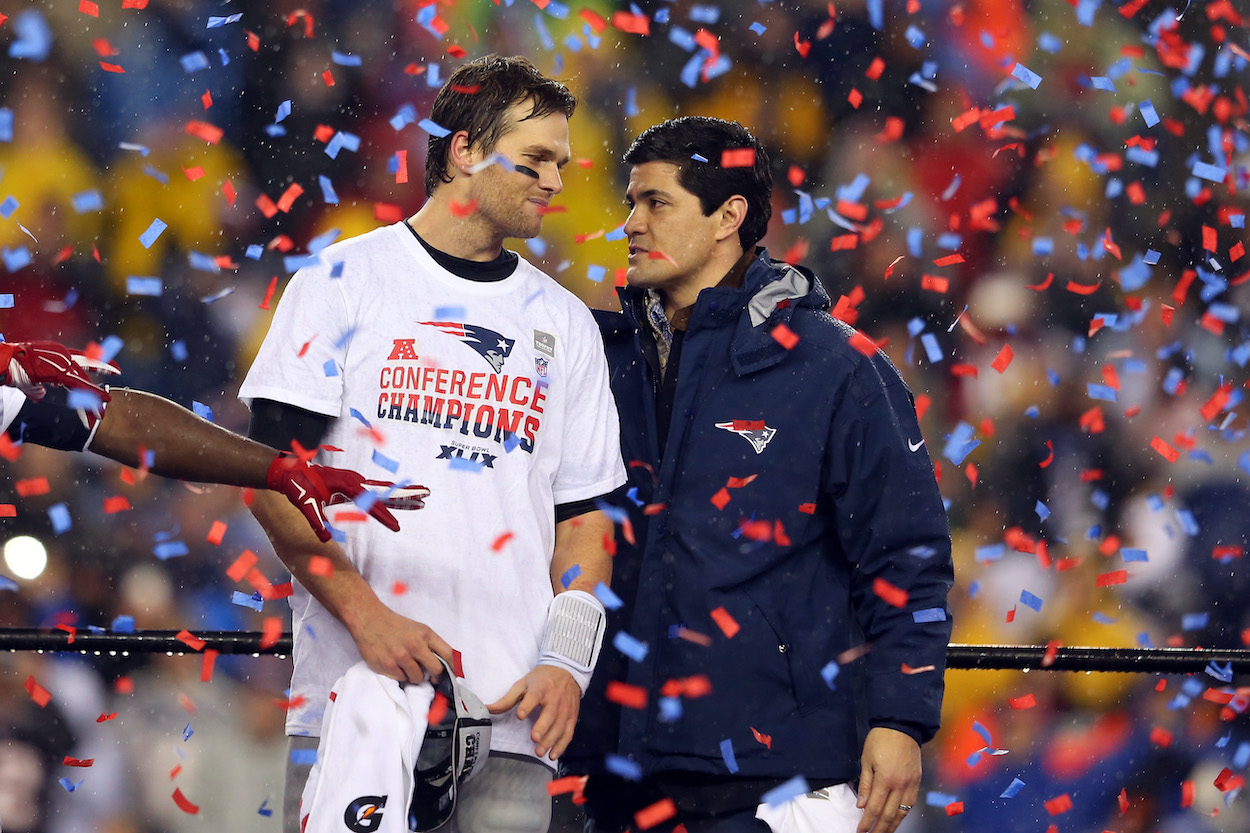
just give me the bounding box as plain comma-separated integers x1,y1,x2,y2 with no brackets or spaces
715,195,749,243
447,130,477,175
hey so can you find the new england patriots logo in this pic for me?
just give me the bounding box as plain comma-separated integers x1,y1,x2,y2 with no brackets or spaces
419,321,515,372
715,419,777,454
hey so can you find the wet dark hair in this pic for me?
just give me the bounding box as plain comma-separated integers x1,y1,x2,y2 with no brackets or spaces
425,55,577,196
624,116,773,249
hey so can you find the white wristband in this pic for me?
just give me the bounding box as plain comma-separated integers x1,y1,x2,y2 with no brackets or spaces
537,589,606,695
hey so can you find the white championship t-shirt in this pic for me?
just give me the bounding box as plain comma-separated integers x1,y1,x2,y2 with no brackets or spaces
239,222,626,762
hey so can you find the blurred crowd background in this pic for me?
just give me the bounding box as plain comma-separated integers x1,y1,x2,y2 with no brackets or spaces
0,0,1247,831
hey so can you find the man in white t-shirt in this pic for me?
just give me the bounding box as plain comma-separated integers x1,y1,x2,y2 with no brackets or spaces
240,55,626,833
0,339,410,539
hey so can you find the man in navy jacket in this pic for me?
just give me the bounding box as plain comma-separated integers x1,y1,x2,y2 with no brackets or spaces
569,118,954,833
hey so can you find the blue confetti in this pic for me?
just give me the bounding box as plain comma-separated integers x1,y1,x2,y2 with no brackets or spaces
276,99,292,123
48,503,72,534
0,196,19,219
192,401,213,421
821,660,840,689
1140,99,1159,127
762,775,810,807
0,294,11,309
0,108,12,142
138,219,168,249
913,607,947,623
720,738,739,774
59,777,84,793
126,275,163,295
1019,590,1043,612
112,615,135,633
1192,161,1226,182
232,591,264,611
560,564,582,588
604,754,642,781
290,746,317,766
318,175,339,205
1121,548,1149,562
658,695,682,722
587,264,607,283
180,51,210,73
1035,500,1051,521
418,118,451,138
1000,777,1026,798
1011,63,1043,89
613,631,648,661
976,543,1005,563
594,582,623,610
67,390,104,412
206,13,243,27
926,791,960,807
372,450,399,473
332,51,362,66
154,541,189,560
1181,612,1209,630
3,246,32,271
749,21,766,35
257,798,274,817
1090,76,1116,91
10,10,53,61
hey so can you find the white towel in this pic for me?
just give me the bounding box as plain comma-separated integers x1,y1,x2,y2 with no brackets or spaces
300,662,436,833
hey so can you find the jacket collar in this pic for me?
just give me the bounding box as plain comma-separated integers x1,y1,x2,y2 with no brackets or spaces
614,248,830,375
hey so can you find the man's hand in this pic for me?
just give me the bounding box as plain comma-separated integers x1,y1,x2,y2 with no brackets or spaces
0,340,119,402
486,665,581,760
346,601,455,684
856,727,921,833
265,453,429,542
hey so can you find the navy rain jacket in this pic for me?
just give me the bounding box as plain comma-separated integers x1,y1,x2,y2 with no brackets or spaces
578,249,954,784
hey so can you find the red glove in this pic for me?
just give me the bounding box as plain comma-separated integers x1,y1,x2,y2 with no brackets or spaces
0,340,119,402
266,454,429,543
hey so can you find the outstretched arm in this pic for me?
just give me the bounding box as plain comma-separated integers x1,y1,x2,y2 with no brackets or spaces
85,389,412,541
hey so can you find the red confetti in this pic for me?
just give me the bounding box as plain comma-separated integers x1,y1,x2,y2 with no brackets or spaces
0,504,15,517
63,756,94,767
97,712,117,723
175,630,206,652
276,183,304,213
933,253,965,266
307,555,334,577
184,120,223,144
25,675,51,707
100,62,125,73
1150,436,1179,463
121,0,148,7
103,495,132,514
450,199,478,218
991,345,1014,373
259,276,278,310
1044,794,1073,815
205,521,227,546
260,617,283,650
945,801,964,816
1096,570,1128,587
605,681,648,709
635,798,677,830
610,11,650,35
709,607,740,639
16,477,51,496
1181,780,1194,807
770,323,799,350
1009,693,1037,709
710,488,731,509
847,331,879,357
749,726,772,748
872,577,908,608
79,0,99,15
491,532,514,551
829,234,859,251
1150,726,1173,747
55,624,76,644
196,648,217,683
226,550,258,582
172,788,200,815
720,148,756,168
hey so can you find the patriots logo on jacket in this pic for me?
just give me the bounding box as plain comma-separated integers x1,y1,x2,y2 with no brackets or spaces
715,419,777,454
419,321,515,372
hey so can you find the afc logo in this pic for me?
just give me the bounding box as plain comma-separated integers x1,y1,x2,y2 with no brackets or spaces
343,795,387,832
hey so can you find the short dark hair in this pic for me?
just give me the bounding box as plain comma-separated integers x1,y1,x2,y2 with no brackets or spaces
624,117,772,250
425,55,577,196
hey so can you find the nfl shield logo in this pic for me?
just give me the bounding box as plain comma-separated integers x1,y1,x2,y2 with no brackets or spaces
535,356,549,377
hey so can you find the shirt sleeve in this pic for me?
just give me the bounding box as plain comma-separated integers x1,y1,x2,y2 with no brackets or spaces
823,351,954,745
238,265,352,417
551,308,627,505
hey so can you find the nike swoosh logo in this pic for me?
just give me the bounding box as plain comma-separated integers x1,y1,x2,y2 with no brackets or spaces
908,438,925,452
